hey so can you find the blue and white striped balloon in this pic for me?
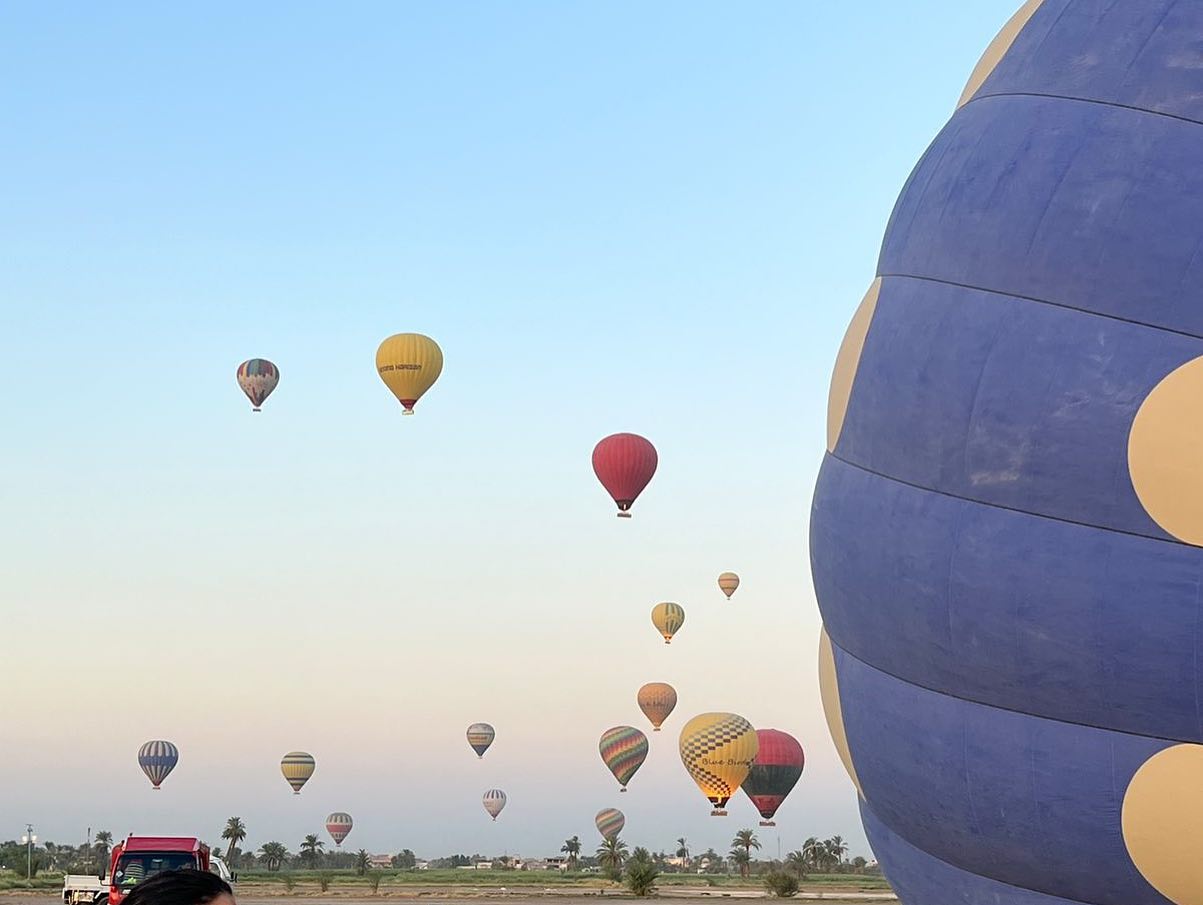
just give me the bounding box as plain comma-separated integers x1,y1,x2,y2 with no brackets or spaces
482,789,507,821
138,740,179,789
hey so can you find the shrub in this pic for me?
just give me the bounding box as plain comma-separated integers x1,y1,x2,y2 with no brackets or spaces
764,871,798,898
319,874,331,892
282,873,296,892
625,861,660,897
369,872,383,893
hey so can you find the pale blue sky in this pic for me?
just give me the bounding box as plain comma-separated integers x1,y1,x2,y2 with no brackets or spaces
1,2,1019,860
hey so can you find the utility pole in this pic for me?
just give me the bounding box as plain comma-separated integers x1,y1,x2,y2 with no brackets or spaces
21,824,36,888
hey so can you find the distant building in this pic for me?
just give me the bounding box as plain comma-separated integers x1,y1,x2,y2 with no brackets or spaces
414,860,430,871
369,855,393,870
476,861,494,870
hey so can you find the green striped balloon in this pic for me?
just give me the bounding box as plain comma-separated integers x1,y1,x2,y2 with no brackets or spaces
599,726,649,790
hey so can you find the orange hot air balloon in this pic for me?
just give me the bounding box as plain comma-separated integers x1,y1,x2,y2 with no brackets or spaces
718,572,740,599
651,602,685,644
637,682,678,732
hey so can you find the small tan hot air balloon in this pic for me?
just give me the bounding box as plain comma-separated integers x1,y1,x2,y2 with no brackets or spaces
651,602,685,644
718,572,740,599
637,682,678,732
679,712,758,816
376,333,443,414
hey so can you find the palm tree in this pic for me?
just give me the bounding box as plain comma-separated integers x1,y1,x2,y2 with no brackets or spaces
222,818,247,865
785,850,807,878
801,837,821,871
826,836,847,868
258,842,288,872
354,849,371,876
300,835,325,868
596,836,628,875
727,848,750,878
731,829,760,866
630,847,652,866
94,831,113,875
675,838,689,866
561,836,581,870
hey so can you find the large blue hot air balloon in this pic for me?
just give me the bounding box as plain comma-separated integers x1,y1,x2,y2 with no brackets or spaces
814,4,1203,905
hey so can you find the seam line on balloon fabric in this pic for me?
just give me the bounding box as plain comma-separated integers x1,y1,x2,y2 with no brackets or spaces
857,794,1098,905
964,88,1203,132
875,272,1203,343
825,605,1195,745
825,451,1194,553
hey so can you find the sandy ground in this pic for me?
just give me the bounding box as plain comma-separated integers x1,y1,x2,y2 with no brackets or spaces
2,889,897,905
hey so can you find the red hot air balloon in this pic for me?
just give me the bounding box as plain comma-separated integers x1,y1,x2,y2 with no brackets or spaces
592,433,657,518
741,729,804,826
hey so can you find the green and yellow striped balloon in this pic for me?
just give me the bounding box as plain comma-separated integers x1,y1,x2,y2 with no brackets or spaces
599,726,649,791
651,602,685,644
280,751,315,794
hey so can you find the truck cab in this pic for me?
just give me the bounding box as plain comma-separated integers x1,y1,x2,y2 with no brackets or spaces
108,837,210,905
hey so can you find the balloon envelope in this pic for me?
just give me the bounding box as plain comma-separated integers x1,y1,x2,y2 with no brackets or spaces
599,726,649,791
595,808,625,840
592,433,657,517
467,723,495,758
236,359,279,411
483,789,507,820
718,572,740,599
280,751,315,794
325,812,353,847
651,602,685,644
679,713,758,814
741,729,804,824
138,740,178,790
376,334,443,414
637,682,678,731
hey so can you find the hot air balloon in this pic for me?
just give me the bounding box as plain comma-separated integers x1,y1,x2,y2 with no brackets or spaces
138,740,178,790
718,572,740,599
599,726,649,792
325,813,353,847
651,602,685,644
810,5,1203,903
483,789,507,821
741,730,804,826
236,359,279,412
637,682,678,732
679,713,757,816
280,751,315,795
376,333,443,414
592,433,657,517
467,723,495,759
595,808,625,840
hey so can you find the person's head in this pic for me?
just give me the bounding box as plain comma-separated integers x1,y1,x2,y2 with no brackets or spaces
123,869,233,905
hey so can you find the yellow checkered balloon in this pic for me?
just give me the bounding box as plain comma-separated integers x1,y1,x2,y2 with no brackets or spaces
679,712,758,814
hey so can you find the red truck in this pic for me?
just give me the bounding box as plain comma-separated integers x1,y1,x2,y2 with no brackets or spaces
108,837,214,905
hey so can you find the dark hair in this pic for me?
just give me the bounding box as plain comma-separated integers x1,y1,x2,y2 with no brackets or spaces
123,869,231,905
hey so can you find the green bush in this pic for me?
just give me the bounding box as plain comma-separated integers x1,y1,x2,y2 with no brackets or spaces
764,871,799,898
369,872,383,893
625,861,659,897
282,873,295,892
318,874,331,892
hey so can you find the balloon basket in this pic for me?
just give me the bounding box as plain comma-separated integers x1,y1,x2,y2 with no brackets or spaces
710,809,727,817
759,821,775,827
620,788,627,793
402,410,415,416
616,512,632,519
653,727,660,732
252,407,261,413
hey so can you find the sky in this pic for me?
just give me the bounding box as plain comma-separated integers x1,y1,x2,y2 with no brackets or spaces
0,1,1022,862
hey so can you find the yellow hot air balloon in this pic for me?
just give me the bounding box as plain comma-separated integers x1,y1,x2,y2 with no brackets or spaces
718,572,740,599
651,602,685,644
679,712,758,816
637,682,678,732
376,333,443,414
